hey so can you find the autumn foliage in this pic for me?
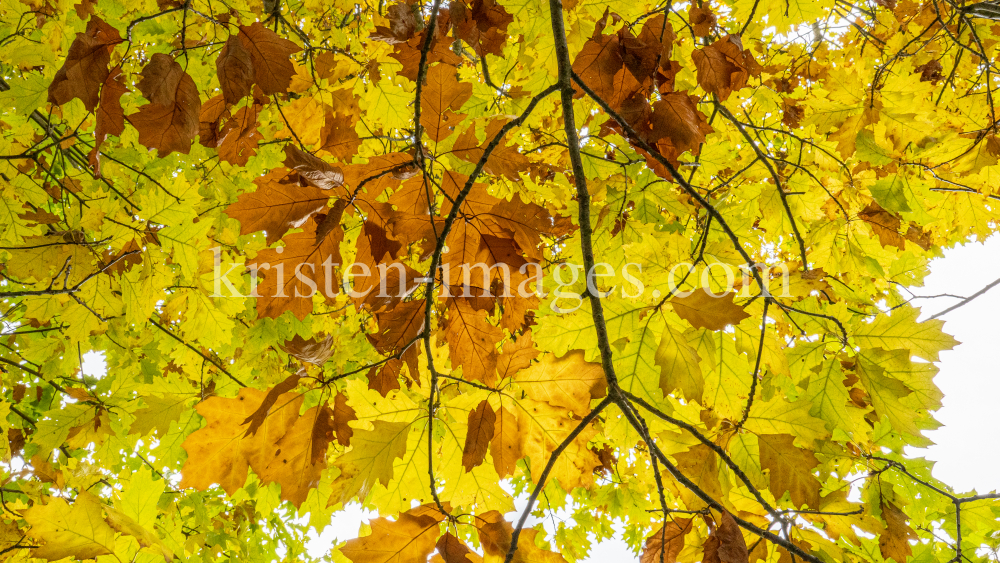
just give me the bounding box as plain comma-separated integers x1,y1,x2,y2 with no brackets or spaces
1,0,999,562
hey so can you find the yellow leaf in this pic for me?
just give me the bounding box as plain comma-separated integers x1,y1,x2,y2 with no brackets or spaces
23,491,116,561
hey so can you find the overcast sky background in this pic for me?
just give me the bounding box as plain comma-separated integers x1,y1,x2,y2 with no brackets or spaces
77,237,1000,559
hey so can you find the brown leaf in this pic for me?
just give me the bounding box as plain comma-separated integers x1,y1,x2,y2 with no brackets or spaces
216,35,255,104
253,216,344,320
670,288,750,331
237,23,302,95
332,392,356,446
199,94,229,148
315,198,349,246
256,403,335,505
368,358,403,397
445,298,503,384
879,500,916,563
915,59,943,84
859,202,905,250
704,511,749,563
89,65,127,167
48,16,121,110
640,518,691,563
635,92,713,172
496,333,539,380
180,387,301,495
491,405,521,478
452,119,531,180
689,5,717,36
692,35,754,101
241,372,303,436
280,333,335,365
284,145,345,190
435,533,482,563
462,400,496,471
225,168,329,245
319,111,363,160
217,103,263,165
450,0,514,57
371,3,418,44
421,64,472,141
129,54,201,156
757,434,821,509
390,34,462,81
368,300,426,356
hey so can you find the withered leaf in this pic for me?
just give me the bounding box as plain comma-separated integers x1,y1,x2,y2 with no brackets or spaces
284,145,345,190
48,16,121,111
216,35,255,105
129,53,202,156
237,23,302,95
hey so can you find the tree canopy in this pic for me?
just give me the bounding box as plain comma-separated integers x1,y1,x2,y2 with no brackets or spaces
1,0,999,561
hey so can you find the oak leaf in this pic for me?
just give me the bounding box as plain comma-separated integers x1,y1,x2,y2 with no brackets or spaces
341,505,443,563
225,168,329,244
23,491,116,561
328,420,410,507
450,0,514,57
670,288,750,331
446,299,503,385
435,533,482,563
332,392,357,446
420,64,472,141
319,111,363,160
217,103,263,165
879,499,916,563
491,405,521,478
692,35,757,100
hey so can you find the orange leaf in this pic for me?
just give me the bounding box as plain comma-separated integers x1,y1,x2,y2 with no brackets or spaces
462,400,496,471
670,288,750,331
242,371,303,436
224,168,330,245
490,405,521,478
640,518,691,563
341,506,443,563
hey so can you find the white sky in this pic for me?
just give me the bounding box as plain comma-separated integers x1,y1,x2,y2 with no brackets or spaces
77,237,1000,559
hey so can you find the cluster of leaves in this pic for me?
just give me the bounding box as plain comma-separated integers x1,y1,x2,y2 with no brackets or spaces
1,0,999,561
